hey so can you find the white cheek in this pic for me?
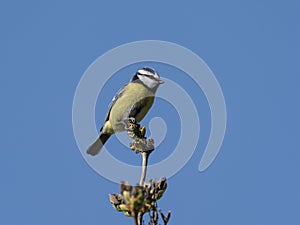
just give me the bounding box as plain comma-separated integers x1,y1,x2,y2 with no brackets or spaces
137,75,158,89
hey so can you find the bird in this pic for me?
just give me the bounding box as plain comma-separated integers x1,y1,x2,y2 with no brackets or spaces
87,67,164,156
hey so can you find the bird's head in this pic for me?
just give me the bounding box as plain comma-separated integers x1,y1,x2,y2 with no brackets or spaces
131,67,164,91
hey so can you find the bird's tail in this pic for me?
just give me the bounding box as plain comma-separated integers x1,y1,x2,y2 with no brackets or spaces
86,133,111,156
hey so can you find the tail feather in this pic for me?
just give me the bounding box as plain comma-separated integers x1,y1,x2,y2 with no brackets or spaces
87,133,111,156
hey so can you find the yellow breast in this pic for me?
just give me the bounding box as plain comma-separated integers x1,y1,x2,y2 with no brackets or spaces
103,82,155,134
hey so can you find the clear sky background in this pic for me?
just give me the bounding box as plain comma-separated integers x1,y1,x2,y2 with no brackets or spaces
1,1,300,225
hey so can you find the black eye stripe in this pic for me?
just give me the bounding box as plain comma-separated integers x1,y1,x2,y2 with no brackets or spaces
138,73,161,82
137,72,152,77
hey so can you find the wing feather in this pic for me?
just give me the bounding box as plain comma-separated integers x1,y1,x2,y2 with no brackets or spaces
100,84,127,131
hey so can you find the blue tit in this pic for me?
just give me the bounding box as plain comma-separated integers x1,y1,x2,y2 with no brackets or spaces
87,67,164,156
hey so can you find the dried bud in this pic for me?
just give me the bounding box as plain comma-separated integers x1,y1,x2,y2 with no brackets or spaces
118,204,128,211
120,182,132,193
124,211,131,217
157,177,167,192
109,193,123,205
140,126,146,136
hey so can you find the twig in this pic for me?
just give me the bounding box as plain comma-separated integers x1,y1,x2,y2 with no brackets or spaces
133,214,138,225
137,151,150,225
114,120,169,225
139,152,150,186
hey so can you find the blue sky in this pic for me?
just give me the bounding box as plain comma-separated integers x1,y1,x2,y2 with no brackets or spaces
1,1,300,225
